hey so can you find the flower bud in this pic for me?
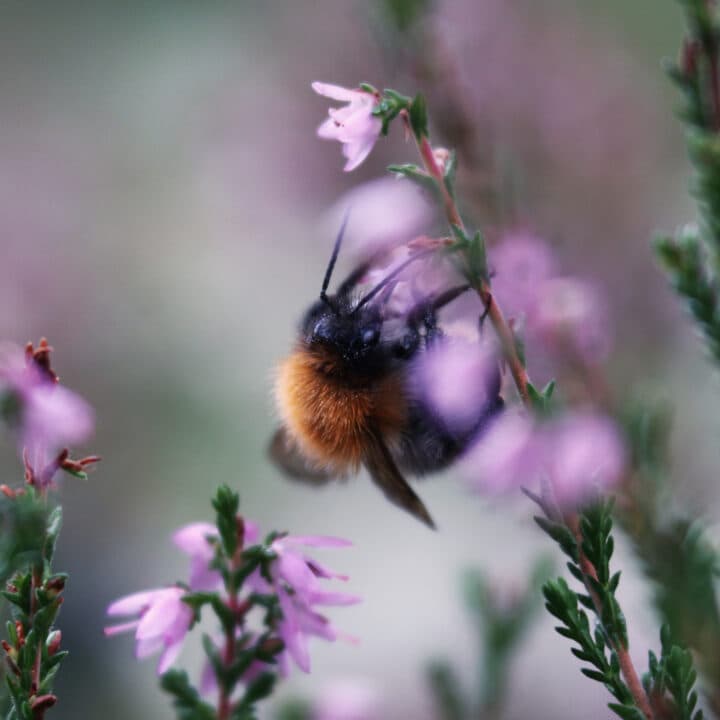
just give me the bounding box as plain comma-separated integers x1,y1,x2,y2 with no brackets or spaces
46,630,62,656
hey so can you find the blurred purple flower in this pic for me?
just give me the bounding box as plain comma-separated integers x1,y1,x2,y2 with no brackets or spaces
313,82,381,172
462,410,624,507
104,587,193,675
269,534,360,673
461,411,539,494
327,176,433,256
0,344,94,459
489,232,557,319
544,412,625,506
413,338,499,434
172,519,259,591
314,679,382,720
529,277,612,363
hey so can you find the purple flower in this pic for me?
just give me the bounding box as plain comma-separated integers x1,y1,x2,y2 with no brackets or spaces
326,176,433,256
413,338,499,434
172,520,259,591
529,277,612,363
462,410,624,507
543,412,625,506
312,82,382,172
269,535,360,673
489,233,557,320
104,587,193,674
0,345,94,459
314,679,381,720
461,411,539,494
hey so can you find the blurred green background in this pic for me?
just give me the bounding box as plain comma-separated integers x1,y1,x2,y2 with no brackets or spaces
0,1,712,718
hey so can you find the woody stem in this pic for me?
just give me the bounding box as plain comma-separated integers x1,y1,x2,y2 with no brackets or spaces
414,131,530,405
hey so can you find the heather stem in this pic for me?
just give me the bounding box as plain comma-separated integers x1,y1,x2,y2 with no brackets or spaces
569,519,655,720
414,132,531,405
217,518,248,720
217,603,236,719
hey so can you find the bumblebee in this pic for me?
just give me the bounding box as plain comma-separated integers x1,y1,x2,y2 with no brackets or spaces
270,218,502,528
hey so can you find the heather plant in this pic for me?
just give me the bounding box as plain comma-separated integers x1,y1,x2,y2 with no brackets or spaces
2,3,720,720
0,340,98,719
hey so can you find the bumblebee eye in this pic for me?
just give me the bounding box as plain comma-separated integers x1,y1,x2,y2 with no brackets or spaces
313,317,333,342
361,326,380,346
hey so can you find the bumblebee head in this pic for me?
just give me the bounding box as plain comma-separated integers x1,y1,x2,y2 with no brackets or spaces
300,211,430,372
301,299,383,366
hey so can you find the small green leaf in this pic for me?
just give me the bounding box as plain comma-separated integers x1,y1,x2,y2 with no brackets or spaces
242,671,277,705
387,163,437,192
408,93,429,139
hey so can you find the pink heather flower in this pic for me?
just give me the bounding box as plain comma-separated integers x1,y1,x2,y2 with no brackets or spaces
172,520,259,591
269,535,360,673
312,82,382,172
104,586,193,675
0,345,93,457
314,679,382,720
462,410,624,507
413,338,499,434
529,277,612,363
489,233,557,320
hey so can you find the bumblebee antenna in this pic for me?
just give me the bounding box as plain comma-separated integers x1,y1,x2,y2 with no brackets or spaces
353,248,435,313
320,209,351,308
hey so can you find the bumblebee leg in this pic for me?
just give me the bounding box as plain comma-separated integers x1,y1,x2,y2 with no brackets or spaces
408,284,471,344
478,291,492,330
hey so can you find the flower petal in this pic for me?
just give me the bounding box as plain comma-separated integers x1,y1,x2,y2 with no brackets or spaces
157,636,184,675
107,589,164,617
172,522,217,556
280,535,353,549
136,590,187,640
103,620,140,637
308,590,362,607
311,82,359,102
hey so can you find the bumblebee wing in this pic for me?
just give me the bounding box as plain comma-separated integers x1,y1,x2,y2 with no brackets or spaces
363,426,436,529
268,427,335,485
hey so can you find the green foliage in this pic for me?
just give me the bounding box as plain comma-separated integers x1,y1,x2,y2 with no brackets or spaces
212,485,241,560
644,626,704,720
0,492,48,587
160,670,216,720
446,224,488,287
655,228,720,361
536,500,643,717
380,0,432,32
273,699,313,720
578,501,628,647
426,661,466,720
628,515,720,706
426,559,549,719
387,163,437,192
373,88,412,136
543,577,639,717
660,0,720,361
408,93,429,140
526,380,556,416
0,491,68,720
618,400,720,710
534,484,708,718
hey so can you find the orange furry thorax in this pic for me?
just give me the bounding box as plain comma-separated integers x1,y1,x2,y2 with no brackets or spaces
274,345,406,472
